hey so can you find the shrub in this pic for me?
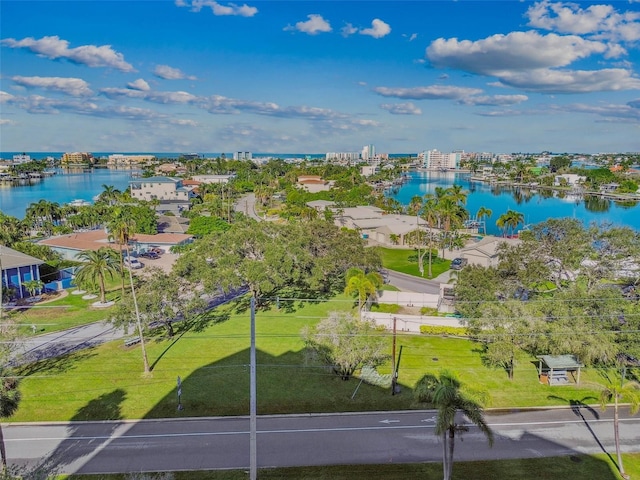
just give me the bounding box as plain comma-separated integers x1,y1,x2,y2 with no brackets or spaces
419,325,468,336
420,306,440,316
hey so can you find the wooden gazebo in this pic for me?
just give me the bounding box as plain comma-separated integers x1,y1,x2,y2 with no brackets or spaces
537,354,583,385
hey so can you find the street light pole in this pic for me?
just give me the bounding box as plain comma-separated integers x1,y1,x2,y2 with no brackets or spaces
250,295,257,480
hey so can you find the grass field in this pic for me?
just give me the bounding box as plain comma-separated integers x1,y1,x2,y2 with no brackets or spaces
376,246,451,279
58,453,640,479
11,276,132,336
12,294,616,423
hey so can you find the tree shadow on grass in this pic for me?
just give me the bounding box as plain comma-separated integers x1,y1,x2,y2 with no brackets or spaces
14,347,97,377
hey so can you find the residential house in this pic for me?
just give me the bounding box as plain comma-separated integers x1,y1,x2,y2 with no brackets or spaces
38,230,194,261
296,175,334,193
456,236,521,268
554,174,585,187
129,176,196,203
0,245,45,299
191,174,236,184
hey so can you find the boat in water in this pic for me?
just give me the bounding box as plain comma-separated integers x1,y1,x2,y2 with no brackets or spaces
67,199,92,207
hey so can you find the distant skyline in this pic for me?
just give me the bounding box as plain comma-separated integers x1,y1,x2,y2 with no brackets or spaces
1,1,640,154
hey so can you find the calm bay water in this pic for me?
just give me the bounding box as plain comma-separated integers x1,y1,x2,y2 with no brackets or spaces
3,167,639,233
389,171,640,235
0,168,138,219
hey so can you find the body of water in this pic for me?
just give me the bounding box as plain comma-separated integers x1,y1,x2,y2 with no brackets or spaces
0,168,139,219
388,171,640,235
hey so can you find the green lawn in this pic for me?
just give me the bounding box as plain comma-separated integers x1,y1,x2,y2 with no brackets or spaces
59,454,640,479
376,246,451,279
11,277,133,336
13,295,615,423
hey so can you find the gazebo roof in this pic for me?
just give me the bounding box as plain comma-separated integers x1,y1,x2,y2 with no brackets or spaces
538,354,583,369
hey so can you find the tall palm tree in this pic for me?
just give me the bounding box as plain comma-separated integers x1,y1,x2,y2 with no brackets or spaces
98,184,121,206
476,206,492,235
107,208,137,296
599,376,640,479
415,370,494,480
496,209,524,237
74,247,120,304
446,184,468,206
344,268,382,313
408,195,423,216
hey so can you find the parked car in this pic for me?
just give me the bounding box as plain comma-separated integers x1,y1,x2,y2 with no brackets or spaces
140,251,159,260
149,246,164,255
450,258,468,270
124,257,143,269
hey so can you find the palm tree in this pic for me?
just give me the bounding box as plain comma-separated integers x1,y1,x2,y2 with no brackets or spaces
22,279,44,298
74,247,120,304
0,368,20,469
496,209,524,237
98,185,121,206
476,207,492,235
108,208,137,296
599,376,640,479
408,195,423,216
415,370,493,480
344,268,382,313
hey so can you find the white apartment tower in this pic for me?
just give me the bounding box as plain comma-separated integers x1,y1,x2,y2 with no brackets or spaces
422,149,460,170
233,151,252,161
361,144,376,162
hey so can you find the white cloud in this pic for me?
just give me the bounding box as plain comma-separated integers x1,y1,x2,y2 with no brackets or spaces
526,1,640,42
0,36,134,72
153,65,196,80
360,19,391,39
178,0,258,17
285,14,332,35
1,91,16,103
380,102,422,115
425,30,640,93
426,31,615,75
0,119,13,125
127,79,151,91
170,118,198,126
341,23,358,37
11,76,92,96
101,87,197,104
459,94,529,106
373,85,483,100
552,101,640,122
496,68,640,93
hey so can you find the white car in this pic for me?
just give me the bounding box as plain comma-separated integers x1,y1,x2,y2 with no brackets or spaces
124,257,143,269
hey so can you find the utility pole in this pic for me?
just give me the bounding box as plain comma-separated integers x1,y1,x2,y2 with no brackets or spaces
250,296,257,480
391,316,397,395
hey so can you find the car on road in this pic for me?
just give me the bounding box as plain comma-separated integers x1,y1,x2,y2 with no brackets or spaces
124,257,143,269
450,258,468,270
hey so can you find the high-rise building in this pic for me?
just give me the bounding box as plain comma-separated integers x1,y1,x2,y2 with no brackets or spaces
421,149,460,170
233,151,252,161
361,144,375,162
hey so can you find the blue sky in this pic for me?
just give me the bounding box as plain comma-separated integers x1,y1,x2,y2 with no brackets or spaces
1,0,640,154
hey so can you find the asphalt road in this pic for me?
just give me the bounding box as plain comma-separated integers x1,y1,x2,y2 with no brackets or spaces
385,269,442,294
6,408,640,475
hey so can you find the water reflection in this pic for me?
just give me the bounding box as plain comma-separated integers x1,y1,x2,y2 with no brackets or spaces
388,171,640,234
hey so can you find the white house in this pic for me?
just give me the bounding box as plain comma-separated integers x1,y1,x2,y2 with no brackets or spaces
554,174,585,187
129,176,196,202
